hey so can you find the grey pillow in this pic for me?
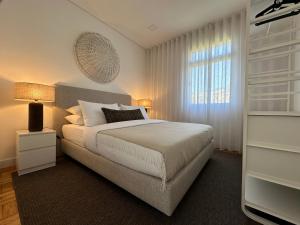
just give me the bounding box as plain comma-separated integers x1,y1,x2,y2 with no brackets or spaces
102,108,145,123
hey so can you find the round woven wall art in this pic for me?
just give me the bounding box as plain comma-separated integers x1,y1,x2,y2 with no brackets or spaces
74,32,120,83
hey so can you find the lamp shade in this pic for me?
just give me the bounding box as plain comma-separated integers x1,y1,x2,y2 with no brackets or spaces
137,99,152,109
15,82,55,102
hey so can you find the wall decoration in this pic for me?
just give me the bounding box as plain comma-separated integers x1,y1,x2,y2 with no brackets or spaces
74,32,120,83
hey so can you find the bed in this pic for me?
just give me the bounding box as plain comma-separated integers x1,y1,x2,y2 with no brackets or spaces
54,85,215,216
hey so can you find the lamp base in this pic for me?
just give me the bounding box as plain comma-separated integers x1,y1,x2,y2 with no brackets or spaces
28,102,43,132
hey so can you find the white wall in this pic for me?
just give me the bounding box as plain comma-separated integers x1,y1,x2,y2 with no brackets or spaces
0,0,147,167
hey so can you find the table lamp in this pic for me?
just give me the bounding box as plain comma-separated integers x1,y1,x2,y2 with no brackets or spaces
15,82,55,132
137,99,152,112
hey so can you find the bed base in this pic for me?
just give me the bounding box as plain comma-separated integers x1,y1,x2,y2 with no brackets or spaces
61,139,214,216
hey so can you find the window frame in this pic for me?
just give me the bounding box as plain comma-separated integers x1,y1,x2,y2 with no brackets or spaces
188,40,232,105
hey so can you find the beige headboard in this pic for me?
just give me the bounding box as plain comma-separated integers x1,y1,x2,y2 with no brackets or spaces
53,85,131,139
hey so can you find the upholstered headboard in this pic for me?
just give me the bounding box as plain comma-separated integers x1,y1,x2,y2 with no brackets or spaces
53,85,131,139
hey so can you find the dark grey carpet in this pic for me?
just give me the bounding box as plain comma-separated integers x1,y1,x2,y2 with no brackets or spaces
13,151,259,225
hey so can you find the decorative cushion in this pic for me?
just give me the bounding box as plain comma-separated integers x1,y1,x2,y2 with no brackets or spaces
78,100,119,126
64,115,84,126
102,108,144,123
66,105,82,115
119,104,149,119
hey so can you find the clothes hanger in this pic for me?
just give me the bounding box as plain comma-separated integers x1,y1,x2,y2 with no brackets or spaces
255,0,300,26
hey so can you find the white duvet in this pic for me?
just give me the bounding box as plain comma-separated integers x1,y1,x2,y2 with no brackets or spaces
84,119,164,152
82,119,213,182
84,120,166,178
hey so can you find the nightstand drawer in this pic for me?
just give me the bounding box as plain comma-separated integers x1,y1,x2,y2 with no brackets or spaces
18,133,56,151
17,146,56,170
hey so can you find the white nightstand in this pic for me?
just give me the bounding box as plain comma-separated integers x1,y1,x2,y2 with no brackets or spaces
16,128,56,175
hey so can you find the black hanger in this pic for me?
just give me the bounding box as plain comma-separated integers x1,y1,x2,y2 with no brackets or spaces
255,0,300,26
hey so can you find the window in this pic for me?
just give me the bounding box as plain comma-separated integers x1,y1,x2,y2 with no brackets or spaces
189,40,232,104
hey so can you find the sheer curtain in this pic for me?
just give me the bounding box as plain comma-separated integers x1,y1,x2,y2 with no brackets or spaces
146,10,246,152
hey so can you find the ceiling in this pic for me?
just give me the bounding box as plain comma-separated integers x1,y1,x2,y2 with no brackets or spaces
70,0,247,48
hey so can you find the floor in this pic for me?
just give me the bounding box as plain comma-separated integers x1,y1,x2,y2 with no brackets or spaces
12,151,259,225
0,166,21,225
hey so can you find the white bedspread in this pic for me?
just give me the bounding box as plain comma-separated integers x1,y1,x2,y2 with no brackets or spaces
83,120,213,184
84,120,164,151
84,120,166,178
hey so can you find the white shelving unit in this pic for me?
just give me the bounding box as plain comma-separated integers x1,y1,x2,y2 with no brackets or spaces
242,1,300,224
245,176,300,224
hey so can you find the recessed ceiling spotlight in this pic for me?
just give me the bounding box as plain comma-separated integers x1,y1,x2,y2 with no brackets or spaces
147,24,158,31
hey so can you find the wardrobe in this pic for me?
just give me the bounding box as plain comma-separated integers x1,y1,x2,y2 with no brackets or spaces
242,0,300,224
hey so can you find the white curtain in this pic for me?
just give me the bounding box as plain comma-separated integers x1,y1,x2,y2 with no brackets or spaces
146,10,246,152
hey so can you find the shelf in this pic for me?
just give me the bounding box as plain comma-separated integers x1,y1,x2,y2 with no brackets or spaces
248,48,300,61
247,171,300,191
249,91,300,97
248,111,300,117
249,98,287,101
250,26,300,42
248,76,300,85
249,40,300,55
247,141,300,153
248,70,300,79
249,69,288,76
245,176,300,224
248,82,288,88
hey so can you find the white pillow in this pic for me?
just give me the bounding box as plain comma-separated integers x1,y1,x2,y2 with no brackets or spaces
78,100,119,126
120,104,149,119
64,115,84,126
66,105,81,115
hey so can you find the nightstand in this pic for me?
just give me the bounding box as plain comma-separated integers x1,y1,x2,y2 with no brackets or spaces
16,128,56,175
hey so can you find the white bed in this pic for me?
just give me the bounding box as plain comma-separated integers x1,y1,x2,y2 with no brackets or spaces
55,85,215,216
62,124,85,147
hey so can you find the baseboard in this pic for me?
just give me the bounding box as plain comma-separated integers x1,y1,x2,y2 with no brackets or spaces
0,157,16,169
